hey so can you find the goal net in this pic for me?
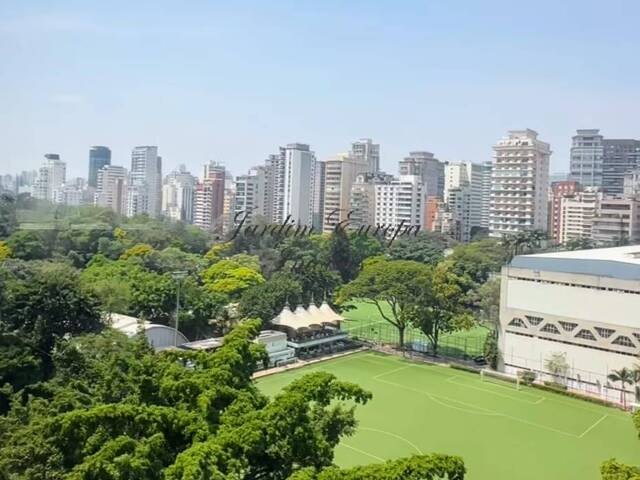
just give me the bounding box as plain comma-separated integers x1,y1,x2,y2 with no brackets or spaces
480,369,520,390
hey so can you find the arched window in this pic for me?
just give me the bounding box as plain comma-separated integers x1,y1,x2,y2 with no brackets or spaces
508,318,527,328
540,324,560,334
612,336,635,347
575,329,596,341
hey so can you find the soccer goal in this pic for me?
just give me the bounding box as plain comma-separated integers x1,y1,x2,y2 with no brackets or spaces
480,369,520,390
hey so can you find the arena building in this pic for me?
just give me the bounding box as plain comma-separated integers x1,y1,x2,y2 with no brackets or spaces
499,246,640,402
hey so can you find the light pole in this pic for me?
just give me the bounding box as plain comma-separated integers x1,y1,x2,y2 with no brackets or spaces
171,271,188,347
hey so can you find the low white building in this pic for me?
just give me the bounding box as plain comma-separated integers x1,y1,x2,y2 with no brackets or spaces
109,313,188,351
499,246,640,403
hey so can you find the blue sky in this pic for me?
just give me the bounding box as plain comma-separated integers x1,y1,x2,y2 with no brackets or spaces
1,0,639,178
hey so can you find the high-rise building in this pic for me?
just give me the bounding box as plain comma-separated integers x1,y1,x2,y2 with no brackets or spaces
233,167,267,226
374,175,424,233
312,161,326,232
602,139,640,195
569,130,603,188
126,146,162,217
33,154,66,202
558,187,600,244
162,165,196,223
351,138,380,173
444,162,484,242
88,146,112,188
623,169,640,198
95,165,127,214
193,162,226,233
322,153,368,233
349,172,393,229
591,198,640,245
480,161,492,229
489,129,551,237
398,151,445,200
267,143,317,226
548,180,580,243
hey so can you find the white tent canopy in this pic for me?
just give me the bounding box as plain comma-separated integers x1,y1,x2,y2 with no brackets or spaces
272,302,344,331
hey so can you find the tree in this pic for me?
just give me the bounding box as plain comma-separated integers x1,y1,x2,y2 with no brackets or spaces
0,262,103,378
288,454,466,480
607,367,635,409
544,352,569,385
202,259,265,298
387,231,451,265
0,241,11,261
328,228,355,282
338,259,430,348
239,272,303,323
408,262,476,357
449,239,506,283
564,237,595,251
0,193,18,238
5,230,48,260
501,230,547,261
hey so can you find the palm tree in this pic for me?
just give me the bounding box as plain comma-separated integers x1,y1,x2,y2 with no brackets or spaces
607,368,635,408
633,367,640,403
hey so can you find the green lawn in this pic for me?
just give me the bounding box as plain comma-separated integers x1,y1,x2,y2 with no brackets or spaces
342,302,488,359
257,352,638,480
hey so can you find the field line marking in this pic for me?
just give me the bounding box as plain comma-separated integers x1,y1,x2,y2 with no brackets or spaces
340,442,385,462
447,377,545,405
374,376,580,437
359,427,423,454
579,414,608,438
373,365,415,380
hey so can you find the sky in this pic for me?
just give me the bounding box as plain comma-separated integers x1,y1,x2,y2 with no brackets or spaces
0,0,639,179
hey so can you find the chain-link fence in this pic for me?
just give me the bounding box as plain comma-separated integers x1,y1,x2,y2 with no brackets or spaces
344,320,487,361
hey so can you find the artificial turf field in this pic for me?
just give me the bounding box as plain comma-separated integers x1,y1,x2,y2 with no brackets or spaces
257,351,639,480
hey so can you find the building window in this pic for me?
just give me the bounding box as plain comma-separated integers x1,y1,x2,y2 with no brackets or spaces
633,333,640,342
540,324,560,334
508,318,527,328
594,327,616,338
525,315,543,326
559,321,578,332
612,336,635,348
575,329,597,341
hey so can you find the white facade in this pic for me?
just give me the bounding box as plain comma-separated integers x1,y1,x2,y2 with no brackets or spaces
95,165,128,215
234,168,267,225
489,129,551,237
322,153,368,232
162,166,196,223
558,188,600,243
127,146,162,217
500,247,640,403
569,129,604,188
275,143,317,226
33,154,66,202
398,151,445,200
591,197,640,245
374,175,424,233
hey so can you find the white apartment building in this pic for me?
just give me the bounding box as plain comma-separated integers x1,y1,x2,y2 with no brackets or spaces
558,188,600,244
591,198,640,246
322,153,368,232
499,246,640,403
95,165,128,215
233,168,266,225
312,161,326,232
489,129,551,237
374,175,424,233
162,166,196,223
33,154,66,202
349,172,393,229
127,146,162,217
351,138,380,174
271,143,317,227
480,161,492,229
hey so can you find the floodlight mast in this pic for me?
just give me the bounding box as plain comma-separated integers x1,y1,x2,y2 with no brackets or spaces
171,271,188,347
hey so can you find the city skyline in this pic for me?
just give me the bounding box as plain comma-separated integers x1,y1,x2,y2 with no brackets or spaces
1,1,639,177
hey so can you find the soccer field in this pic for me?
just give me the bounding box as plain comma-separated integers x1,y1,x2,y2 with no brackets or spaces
257,351,639,480
342,302,488,359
